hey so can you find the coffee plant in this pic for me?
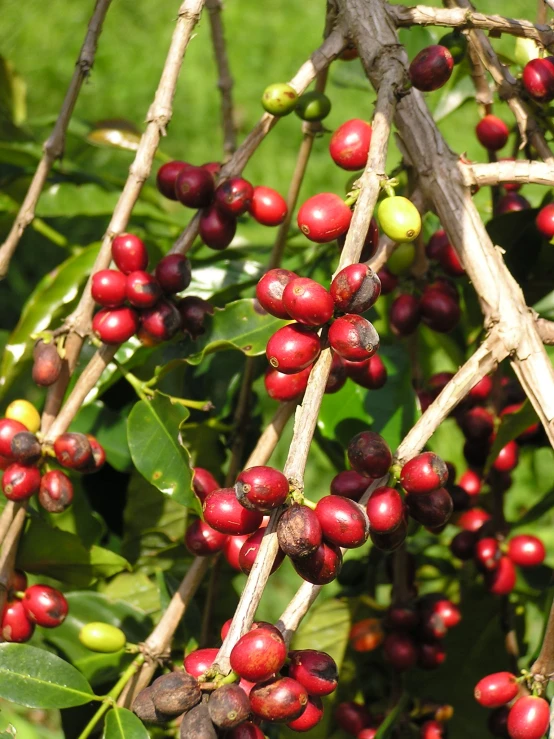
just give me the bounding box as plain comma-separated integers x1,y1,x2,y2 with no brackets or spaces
2,0,554,736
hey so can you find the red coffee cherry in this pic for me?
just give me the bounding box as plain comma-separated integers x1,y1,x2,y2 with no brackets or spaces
400,452,448,495
83,435,106,474
38,470,74,513
91,270,127,308
227,723,265,739
175,164,215,208
485,555,516,596
178,296,214,338
264,365,311,402
214,177,254,216
371,516,408,551
507,696,550,739
326,352,347,394
238,528,285,574
330,470,368,501
383,632,417,671
230,626,287,682
390,294,421,337
249,186,287,226
358,729,378,739
286,694,324,731
315,495,369,548
420,719,445,737
0,419,30,459
282,277,334,326
184,519,228,556
459,406,495,441
475,537,501,572
155,254,191,294
199,205,237,250
476,115,509,151
420,595,461,629
348,430,392,477
330,264,381,314
507,534,546,567
202,161,221,180
277,503,322,558
92,306,139,344
184,647,218,677
192,467,219,503
203,488,263,535
329,119,372,171
337,217,379,261
235,465,289,511
156,160,189,200
492,440,519,472
250,677,308,723
255,269,297,319
9,432,41,466
328,314,379,362
22,584,68,627
288,649,338,696
9,570,28,595
418,640,447,671
291,540,343,584
111,233,148,274
125,271,162,309
335,702,373,736
266,324,321,374
450,529,478,560
409,45,454,92
2,464,41,501
426,230,449,260
223,534,249,571
53,432,93,470
297,193,352,243
377,267,398,295
407,487,453,529
140,299,182,342
458,469,482,497
420,287,461,333
1,601,35,643
536,203,554,239
468,375,493,404
495,192,531,215
344,353,387,390
388,605,419,632
32,340,62,387
474,672,519,708
522,57,554,102
457,507,491,532
366,486,405,534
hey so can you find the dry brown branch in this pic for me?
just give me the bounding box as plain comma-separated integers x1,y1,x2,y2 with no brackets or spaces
537,318,554,345
462,159,554,187
206,0,236,159
0,0,113,279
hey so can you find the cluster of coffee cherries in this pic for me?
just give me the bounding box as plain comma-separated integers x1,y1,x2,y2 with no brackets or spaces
1,569,68,643
261,82,332,123
335,697,453,738
91,232,212,346
474,672,549,739
0,400,104,511
256,264,384,402
157,160,288,249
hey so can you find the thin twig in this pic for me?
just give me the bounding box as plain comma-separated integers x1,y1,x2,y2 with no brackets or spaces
206,0,236,159
0,0,113,279
0,506,28,615
462,159,554,188
225,358,256,486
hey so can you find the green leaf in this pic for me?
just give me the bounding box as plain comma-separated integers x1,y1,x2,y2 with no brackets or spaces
0,644,95,709
291,598,351,671
100,573,160,616
103,708,149,739
127,392,193,507
187,259,264,300
485,401,539,472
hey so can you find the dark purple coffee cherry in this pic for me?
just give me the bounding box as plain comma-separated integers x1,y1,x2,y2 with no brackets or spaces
347,430,392,477
330,470,368,501
140,299,182,342
343,353,387,389
370,516,408,551
175,165,215,208
199,205,237,250
214,177,254,216
409,45,454,92
291,540,343,584
155,254,192,294
390,294,421,336
178,296,214,338
126,271,162,309
156,161,190,200
420,286,461,333
406,487,453,528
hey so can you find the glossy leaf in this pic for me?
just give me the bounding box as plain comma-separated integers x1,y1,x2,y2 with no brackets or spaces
103,708,149,739
290,598,351,670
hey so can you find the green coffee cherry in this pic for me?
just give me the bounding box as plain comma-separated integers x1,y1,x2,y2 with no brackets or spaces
79,622,127,653
262,83,298,116
438,31,468,65
295,91,331,122
377,196,421,243
514,37,541,68
387,242,416,275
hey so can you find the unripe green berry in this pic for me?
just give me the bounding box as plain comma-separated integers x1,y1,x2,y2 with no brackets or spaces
79,622,127,653
386,242,416,275
295,91,331,121
377,196,421,243
262,83,298,116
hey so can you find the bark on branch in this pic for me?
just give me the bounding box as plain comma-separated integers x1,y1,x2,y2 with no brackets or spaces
462,159,554,188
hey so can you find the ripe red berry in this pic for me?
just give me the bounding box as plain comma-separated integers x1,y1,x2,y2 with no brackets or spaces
492,440,519,473
390,294,421,336
32,340,62,387
199,205,237,250
184,647,218,677
348,431,392,478
238,528,285,574
223,534,250,571
330,264,381,314
288,649,338,696
9,570,28,595
458,469,482,497
91,270,127,308
328,314,379,362
255,269,297,319
282,277,334,326
522,57,554,102
264,365,311,402
457,507,491,532
125,271,162,309
92,306,139,344
291,540,343,584
175,164,215,208
330,470,369,501
155,254,191,294
366,486,405,534
400,452,448,495
184,519,228,556
227,722,265,739
419,719,445,738
2,464,41,501
476,115,509,151
536,203,554,239
250,677,308,723
507,534,546,568
409,45,454,92
235,466,289,511
203,488,263,535
277,503,322,558
495,192,531,215
0,419,29,459
249,186,287,226
111,233,148,274
297,193,352,243
343,353,388,390
192,467,220,503
420,287,461,333
1,601,35,642
474,672,519,708
38,470,74,513
377,267,398,295
335,702,373,736
475,537,501,572
507,696,550,739
156,160,189,200
53,432,93,470
358,729,378,739
178,296,214,338
202,161,221,180
286,694,324,731
485,556,517,596
140,299,182,342
266,324,321,374
230,626,287,682
468,375,493,404
23,584,68,627
329,119,372,171
214,177,254,216
422,596,461,629
315,495,369,548
383,632,417,671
